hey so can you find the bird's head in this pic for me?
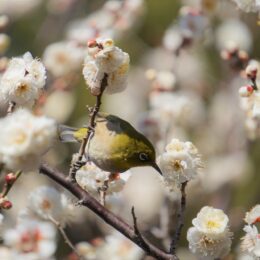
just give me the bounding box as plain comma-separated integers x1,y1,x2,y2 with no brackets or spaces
130,136,163,176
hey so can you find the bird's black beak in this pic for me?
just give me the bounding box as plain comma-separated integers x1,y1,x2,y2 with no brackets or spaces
152,163,163,176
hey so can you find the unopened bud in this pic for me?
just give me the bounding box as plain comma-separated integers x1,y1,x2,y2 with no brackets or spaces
239,85,254,97
5,173,16,184
87,39,97,48
0,197,12,209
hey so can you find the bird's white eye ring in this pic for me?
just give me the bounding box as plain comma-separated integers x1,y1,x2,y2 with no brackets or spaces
139,152,148,161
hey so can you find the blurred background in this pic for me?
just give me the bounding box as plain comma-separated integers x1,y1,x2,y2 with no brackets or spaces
1,0,260,259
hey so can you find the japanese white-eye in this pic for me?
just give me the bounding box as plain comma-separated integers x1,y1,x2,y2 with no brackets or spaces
59,113,162,175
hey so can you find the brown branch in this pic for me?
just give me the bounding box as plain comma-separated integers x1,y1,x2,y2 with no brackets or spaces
39,163,178,260
0,171,22,198
69,74,108,181
169,181,188,254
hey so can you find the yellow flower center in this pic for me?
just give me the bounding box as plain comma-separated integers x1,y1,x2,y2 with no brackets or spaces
171,160,183,171
206,220,220,230
16,83,29,95
41,199,51,210
13,132,27,144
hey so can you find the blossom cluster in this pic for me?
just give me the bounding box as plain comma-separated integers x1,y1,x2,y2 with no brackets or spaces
0,109,56,171
187,206,233,259
158,138,203,190
241,205,260,258
76,162,128,196
83,38,130,96
0,52,46,107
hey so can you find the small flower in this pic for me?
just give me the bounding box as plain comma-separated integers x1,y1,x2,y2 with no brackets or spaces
0,52,46,107
83,37,129,96
43,41,84,77
245,205,260,225
26,186,72,226
241,225,260,257
252,91,260,118
76,162,127,196
158,139,203,189
0,109,56,171
187,206,232,259
4,219,57,259
192,206,229,237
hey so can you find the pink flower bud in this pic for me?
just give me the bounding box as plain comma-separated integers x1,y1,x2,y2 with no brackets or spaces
5,173,16,184
239,85,254,97
87,39,97,48
0,199,12,209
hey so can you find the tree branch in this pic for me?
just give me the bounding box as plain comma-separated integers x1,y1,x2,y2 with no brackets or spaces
68,73,108,181
169,181,188,254
39,163,178,260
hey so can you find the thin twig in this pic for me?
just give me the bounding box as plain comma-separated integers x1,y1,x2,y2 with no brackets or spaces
7,101,16,115
169,181,188,254
251,78,258,90
48,216,82,259
39,163,178,260
131,206,151,254
0,171,22,198
69,74,108,181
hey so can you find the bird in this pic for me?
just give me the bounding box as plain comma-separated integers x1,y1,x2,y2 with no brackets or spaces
58,113,162,175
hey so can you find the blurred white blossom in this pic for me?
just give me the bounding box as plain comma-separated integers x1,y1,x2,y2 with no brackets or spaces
187,206,233,259
26,186,72,226
4,219,56,259
216,19,252,52
0,109,56,171
0,52,46,107
245,205,260,225
43,41,84,77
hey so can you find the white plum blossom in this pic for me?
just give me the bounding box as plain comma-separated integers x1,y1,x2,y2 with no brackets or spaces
187,206,233,259
0,109,56,171
146,69,176,91
158,138,203,189
241,225,260,258
76,162,127,196
231,0,260,13
43,41,84,77
216,19,252,52
4,219,56,259
26,186,72,226
252,91,260,118
83,37,129,96
0,52,46,107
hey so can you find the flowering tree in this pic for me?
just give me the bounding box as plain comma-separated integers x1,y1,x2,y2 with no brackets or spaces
0,0,259,259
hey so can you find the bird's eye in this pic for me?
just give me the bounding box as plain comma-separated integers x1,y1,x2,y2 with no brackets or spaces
139,152,149,161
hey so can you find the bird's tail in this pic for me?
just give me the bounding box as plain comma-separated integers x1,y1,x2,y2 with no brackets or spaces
58,125,88,143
